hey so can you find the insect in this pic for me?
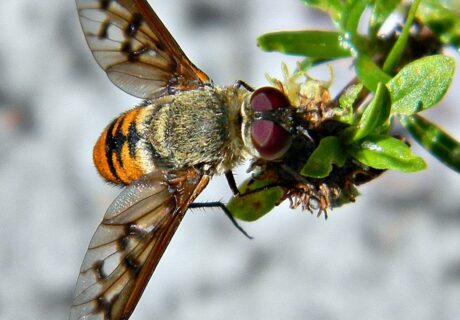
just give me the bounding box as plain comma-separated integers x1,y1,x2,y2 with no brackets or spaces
70,1,296,319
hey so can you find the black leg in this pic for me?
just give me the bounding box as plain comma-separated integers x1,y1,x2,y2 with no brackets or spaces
237,182,284,198
234,80,255,92
225,170,283,198
189,202,253,239
225,171,241,196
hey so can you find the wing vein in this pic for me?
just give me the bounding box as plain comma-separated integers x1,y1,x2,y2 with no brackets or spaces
75,0,210,99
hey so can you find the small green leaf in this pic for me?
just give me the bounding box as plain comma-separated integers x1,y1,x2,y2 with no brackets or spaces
302,0,343,24
351,83,391,142
301,136,346,178
370,0,400,37
295,58,315,72
340,0,368,36
339,0,369,51
417,0,460,50
356,54,392,91
336,83,364,124
227,180,284,222
400,114,460,172
382,0,422,73
348,134,427,172
387,55,456,115
257,31,351,59
332,186,360,208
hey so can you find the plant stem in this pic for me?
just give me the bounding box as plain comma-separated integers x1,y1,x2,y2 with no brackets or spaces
382,0,422,73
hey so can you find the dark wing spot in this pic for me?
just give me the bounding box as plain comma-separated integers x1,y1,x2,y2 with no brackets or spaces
94,260,108,280
128,223,148,239
155,41,165,52
121,41,133,55
121,41,143,62
124,256,141,276
99,0,112,10
97,296,113,319
119,236,129,250
97,20,110,39
125,13,143,38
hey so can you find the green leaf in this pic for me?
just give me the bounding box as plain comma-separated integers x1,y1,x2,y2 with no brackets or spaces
332,186,360,208
370,0,400,37
227,180,284,222
351,83,391,142
383,0,422,73
340,0,368,35
400,114,460,172
348,134,427,172
295,58,315,72
418,0,460,50
336,83,364,124
356,54,392,91
387,55,455,115
257,31,351,59
301,136,346,178
302,0,343,24
339,0,369,51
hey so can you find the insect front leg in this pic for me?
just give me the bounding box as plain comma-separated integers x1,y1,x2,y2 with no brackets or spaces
226,172,286,199
234,80,255,92
189,202,253,239
225,170,242,196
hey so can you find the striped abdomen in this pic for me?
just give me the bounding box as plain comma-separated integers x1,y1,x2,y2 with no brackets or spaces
93,107,151,185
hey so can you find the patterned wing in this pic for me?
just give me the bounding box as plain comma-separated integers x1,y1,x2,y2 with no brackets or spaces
70,168,210,320
75,0,211,99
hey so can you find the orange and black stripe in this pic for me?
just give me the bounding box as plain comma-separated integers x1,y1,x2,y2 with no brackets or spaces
93,108,145,185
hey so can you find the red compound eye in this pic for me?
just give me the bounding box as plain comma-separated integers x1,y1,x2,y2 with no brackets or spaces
250,87,290,111
251,119,292,160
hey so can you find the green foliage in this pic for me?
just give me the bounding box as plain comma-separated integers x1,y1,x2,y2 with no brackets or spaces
226,180,284,222
301,0,342,23
417,0,460,50
382,0,421,73
387,55,455,115
355,54,391,91
257,31,350,60
349,83,391,142
348,134,427,172
369,0,400,37
336,83,363,124
400,115,460,172
301,136,346,178
231,0,460,221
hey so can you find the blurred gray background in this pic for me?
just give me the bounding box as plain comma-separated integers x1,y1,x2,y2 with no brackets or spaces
0,0,459,319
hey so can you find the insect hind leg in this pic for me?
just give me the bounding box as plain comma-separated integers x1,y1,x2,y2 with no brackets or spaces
189,202,253,239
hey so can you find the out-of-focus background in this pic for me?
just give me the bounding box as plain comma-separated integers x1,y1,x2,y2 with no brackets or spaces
0,0,459,319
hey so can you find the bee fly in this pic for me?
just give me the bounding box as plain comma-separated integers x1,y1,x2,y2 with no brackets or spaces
71,1,296,319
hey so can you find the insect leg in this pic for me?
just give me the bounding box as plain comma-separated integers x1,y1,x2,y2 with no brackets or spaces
225,170,241,196
225,171,283,199
189,202,253,239
238,182,285,198
234,80,255,92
